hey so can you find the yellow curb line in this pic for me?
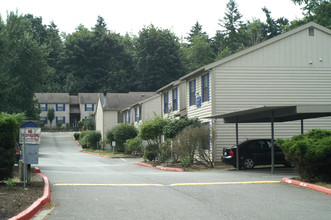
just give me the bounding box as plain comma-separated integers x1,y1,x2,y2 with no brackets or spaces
170,181,280,186
54,183,164,187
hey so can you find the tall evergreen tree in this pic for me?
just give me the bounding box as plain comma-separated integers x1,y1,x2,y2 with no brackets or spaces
135,25,184,91
0,12,49,119
219,0,243,56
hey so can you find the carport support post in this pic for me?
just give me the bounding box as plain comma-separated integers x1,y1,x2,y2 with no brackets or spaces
301,119,304,134
236,121,239,171
271,115,275,174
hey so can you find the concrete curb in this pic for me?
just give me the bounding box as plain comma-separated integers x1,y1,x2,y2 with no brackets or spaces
9,167,51,220
80,150,112,159
134,162,184,172
282,177,331,195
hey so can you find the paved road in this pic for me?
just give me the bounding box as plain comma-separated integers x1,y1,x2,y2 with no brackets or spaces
37,132,331,220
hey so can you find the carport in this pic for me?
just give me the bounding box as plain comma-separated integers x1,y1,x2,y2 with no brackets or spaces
209,105,331,174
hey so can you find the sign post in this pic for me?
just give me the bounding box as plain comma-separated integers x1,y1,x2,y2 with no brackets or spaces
19,128,41,188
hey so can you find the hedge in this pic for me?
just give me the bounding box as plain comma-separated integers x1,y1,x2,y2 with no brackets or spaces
0,113,25,180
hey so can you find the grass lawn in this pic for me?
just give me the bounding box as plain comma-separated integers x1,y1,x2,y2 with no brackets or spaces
83,148,137,158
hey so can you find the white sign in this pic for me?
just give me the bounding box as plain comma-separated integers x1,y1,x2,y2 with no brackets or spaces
20,128,41,145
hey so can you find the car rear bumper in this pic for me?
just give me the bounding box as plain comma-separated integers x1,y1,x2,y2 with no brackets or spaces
222,156,235,165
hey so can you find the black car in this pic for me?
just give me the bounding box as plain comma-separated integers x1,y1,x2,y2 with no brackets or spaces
222,139,289,169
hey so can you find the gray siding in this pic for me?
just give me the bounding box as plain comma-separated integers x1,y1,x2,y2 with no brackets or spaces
212,27,331,162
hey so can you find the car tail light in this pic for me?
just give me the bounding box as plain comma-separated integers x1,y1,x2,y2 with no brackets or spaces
16,148,19,153
229,150,234,157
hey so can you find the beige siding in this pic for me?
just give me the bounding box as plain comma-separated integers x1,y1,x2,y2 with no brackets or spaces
186,72,212,123
95,99,104,140
39,104,69,127
142,95,161,121
80,103,96,120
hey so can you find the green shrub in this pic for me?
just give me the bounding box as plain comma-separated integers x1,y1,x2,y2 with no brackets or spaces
85,131,101,150
56,121,63,128
279,129,331,182
143,144,158,161
84,115,95,130
172,125,214,168
0,113,25,180
124,137,143,155
38,121,45,128
74,132,80,140
106,130,114,143
158,140,172,163
109,124,137,152
163,117,201,139
79,131,92,148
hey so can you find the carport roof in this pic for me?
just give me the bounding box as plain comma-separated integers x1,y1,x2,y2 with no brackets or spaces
208,105,331,123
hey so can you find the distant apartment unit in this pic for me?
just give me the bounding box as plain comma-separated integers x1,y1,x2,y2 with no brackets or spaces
35,93,98,128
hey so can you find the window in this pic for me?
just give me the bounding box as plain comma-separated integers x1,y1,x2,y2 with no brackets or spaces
39,104,47,111
56,104,65,111
164,92,169,113
39,116,48,124
189,79,196,106
172,88,178,111
85,104,94,111
124,111,128,123
56,116,65,124
201,73,209,102
134,107,138,122
309,27,314,36
128,110,131,123
139,105,142,122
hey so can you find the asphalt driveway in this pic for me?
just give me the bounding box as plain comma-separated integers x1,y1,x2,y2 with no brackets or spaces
36,132,331,220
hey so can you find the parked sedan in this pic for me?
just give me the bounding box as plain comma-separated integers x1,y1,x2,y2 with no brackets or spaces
222,139,289,169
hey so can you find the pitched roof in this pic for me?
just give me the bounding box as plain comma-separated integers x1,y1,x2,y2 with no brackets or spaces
35,93,70,104
180,22,331,81
100,92,156,111
78,93,99,104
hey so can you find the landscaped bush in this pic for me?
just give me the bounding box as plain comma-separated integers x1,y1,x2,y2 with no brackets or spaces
79,130,94,149
108,124,137,152
124,137,143,155
163,117,201,139
143,144,158,161
0,113,25,180
85,131,101,150
172,125,214,168
278,129,331,183
158,140,172,163
74,132,80,140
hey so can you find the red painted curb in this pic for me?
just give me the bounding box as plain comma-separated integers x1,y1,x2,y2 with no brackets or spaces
8,167,51,220
155,166,184,172
73,135,81,146
282,178,331,195
134,162,153,167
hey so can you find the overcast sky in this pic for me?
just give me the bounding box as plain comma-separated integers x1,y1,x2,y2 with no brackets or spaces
1,0,304,38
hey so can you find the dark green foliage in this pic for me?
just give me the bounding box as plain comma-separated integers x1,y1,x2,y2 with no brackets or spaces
124,137,143,155
56,121,63,128
85,131,101,150
0,113,25,180
109,124,138,152
74,132,80,140
83,115,95,130
0,12,50,119
47,108,55,126
135,25,185,91
143,144,158,162
278,129,331,182
139,116,170,146
163,118,201,139
158,140,172,163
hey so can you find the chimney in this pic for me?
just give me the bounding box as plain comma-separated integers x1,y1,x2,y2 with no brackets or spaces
103,91,107,108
